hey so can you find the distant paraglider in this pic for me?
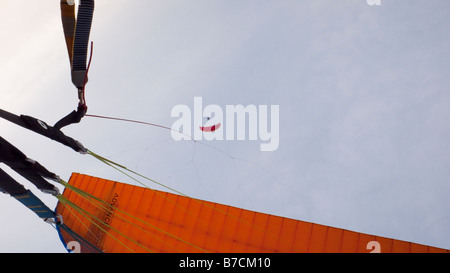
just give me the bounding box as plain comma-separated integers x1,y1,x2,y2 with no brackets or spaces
200,119,221,132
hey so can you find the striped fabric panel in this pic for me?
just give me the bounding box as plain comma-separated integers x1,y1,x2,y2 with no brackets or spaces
72,0,94,72
56,173,450,253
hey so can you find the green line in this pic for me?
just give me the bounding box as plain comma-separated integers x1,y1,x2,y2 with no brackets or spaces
58,178,208,253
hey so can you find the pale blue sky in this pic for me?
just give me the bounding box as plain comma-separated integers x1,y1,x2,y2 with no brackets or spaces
1,0,449,252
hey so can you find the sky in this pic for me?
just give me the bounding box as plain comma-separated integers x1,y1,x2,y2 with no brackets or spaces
0,0,449,252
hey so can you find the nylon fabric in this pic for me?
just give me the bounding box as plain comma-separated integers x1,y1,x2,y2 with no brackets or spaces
61,0,94,89
55,173,450,253
13,190,55,219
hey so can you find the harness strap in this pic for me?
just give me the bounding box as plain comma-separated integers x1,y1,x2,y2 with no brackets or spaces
61,0,95,90
71,0,95,90
13,190,56,219
0,108,87,153
58,0,94,129
0,136,61,194
0,168,27,196
60,0,76,65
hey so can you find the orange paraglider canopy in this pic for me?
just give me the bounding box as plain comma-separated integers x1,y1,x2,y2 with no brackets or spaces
55,173,449,253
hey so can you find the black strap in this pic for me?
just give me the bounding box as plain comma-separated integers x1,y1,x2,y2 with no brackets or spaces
0,108,87,153
59,0,95,129
0,137,58,193
54,103,88,130
0,168,27,195
71,0,95,89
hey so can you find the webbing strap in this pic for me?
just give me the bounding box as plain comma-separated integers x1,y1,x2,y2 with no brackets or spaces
60,0,76,64
0,108,88,153
60,0,95,90
13,190,55,219
72,0,95,89
58,0,94,129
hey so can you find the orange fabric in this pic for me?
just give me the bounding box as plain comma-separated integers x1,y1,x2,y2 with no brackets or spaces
60,0,76,65
55,173,449,253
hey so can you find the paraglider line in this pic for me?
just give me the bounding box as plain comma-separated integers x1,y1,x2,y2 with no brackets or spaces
86,149,280,247
85,114,196,141
57,177,207,253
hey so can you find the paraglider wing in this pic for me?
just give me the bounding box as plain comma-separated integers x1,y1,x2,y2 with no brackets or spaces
200,123,221,132
55,173,449,253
